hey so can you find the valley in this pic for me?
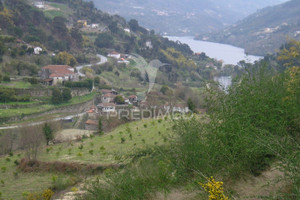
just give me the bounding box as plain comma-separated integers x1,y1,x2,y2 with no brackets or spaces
0,0,299,200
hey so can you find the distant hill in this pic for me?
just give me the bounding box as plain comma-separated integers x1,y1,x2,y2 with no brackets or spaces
196,0,300,56
88,0,287,36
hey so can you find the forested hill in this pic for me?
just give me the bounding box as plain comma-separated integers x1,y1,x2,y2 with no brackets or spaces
89,0,287,36
0,0,223,87
196,0,300,56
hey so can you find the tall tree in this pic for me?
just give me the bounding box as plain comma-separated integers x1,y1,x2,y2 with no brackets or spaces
43,123,53,145
62,88,72,102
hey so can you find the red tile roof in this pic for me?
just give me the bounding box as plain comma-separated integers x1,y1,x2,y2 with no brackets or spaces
43,65,75,77
129,95,137,99
85,119,98,125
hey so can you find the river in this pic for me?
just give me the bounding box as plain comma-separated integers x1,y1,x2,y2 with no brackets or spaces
167,36,262,65
167,36,264,90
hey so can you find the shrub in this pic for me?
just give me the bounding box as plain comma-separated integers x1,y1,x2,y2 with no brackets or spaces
121,137,126,144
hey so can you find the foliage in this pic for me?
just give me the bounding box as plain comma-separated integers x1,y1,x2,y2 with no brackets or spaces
43,123,53,145
3,75,10,82
65,79,93,90
62,88,72,102
51,88,63,104
277,39,300,68
160,85,169,95
98,118,103,134
0,88,30,103
114,95,125,104
187,98,196,113
55,51,77,67
199,177,229,200
82,158,174,200
160,48,196,68
94,33,114,48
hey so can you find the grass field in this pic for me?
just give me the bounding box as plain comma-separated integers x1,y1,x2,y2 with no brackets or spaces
0,81,33,89
0,118,173,199
43,2,73,19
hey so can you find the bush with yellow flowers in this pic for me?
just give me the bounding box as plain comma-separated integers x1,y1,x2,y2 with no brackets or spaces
41,189,54,200
199,177,229,200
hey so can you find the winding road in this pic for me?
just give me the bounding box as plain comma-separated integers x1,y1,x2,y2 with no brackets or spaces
76,54,107,77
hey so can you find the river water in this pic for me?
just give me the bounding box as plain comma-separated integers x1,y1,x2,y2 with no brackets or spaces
167,36,262,65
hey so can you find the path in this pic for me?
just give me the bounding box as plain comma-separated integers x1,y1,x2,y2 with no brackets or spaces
0,112,86,130
76,54,107,77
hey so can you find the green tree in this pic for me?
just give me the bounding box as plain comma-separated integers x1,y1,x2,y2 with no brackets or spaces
3,75,10,82
55,51,77,67
94,76,100,86
128,19,139,32
43,123,53,145
0,88,14,103
62,88,72,102
51,88,62,104
160,85,169,95
98,118,103,135
114,95,125,104
94,33,114,48
187,98,196,113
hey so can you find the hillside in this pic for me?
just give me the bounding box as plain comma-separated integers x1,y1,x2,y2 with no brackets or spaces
89,0,287,36
0,0,226,89
196,0,300,55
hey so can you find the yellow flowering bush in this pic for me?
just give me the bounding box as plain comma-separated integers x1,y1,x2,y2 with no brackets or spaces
199,177,229,200
41,189,54,200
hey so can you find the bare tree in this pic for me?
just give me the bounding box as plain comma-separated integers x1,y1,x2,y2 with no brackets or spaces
19,125,45,160
0,130,16,155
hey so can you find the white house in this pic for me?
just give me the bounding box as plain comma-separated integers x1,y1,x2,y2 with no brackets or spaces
91,24,99,28
145,40,153,49
34,2,45,9
34,47,43,55
97,103,116,113
108,51,121,59
124,28,131,33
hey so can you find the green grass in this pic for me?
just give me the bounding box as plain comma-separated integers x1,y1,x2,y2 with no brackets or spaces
39,119,172,164
0,154,55,200
43,2,73,19
0,101,39,106
0,118,173,199
0,81,32,89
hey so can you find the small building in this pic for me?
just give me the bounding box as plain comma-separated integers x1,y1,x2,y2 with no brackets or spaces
101,89,118,95
40,65,77,85
108,51,121,59
117,58,130,64
102,93,116,103
34,2,45,9
124,28,130,33
91,24,99,28
85,119,98,130
97,103,116,113
77,20,88,27
34,47,43,55
128,95,138,103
